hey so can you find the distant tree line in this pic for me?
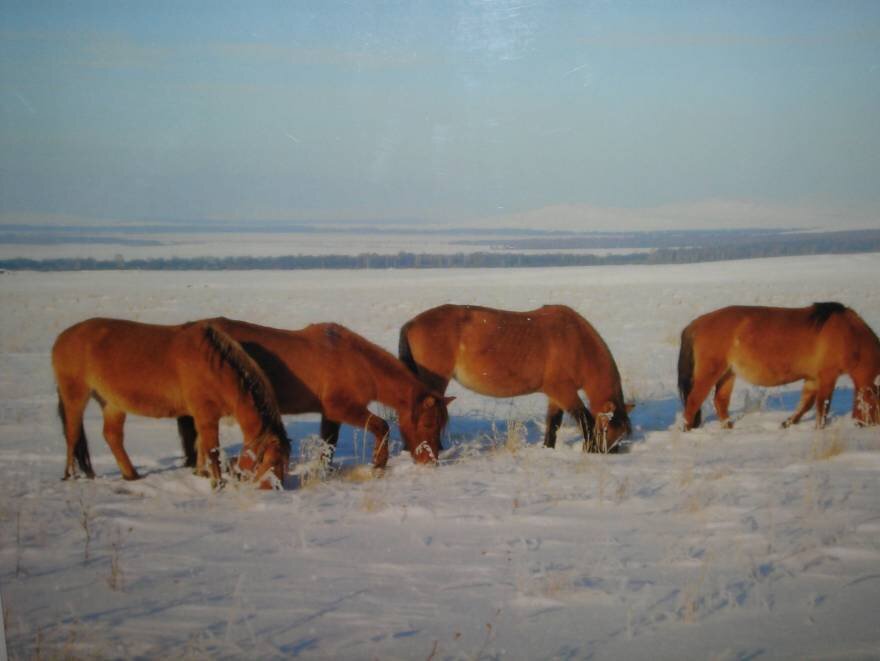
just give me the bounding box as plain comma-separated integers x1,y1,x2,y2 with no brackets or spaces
2,230,879,271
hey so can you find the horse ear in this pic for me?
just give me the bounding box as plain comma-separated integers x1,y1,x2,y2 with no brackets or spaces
443,396,456,406
625,402,636,413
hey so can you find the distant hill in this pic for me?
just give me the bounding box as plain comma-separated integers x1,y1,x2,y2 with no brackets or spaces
1,229,879,271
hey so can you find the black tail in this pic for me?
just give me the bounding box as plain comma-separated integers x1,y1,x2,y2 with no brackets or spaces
178,416,198,468
57,392,94,477
398,322,419,374
677,327,701,428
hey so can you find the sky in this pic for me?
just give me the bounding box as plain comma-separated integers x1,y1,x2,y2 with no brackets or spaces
1,1,880,230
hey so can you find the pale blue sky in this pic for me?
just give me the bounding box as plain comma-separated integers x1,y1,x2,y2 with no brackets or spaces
2,1,879,228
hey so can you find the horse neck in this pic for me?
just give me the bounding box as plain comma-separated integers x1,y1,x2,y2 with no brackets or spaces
851,313,880,382
366,349,423,413
577,321,624,409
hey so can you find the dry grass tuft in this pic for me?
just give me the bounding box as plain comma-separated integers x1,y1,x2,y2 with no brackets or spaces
810,430,846,462
360,483,386,513
680,555,712,624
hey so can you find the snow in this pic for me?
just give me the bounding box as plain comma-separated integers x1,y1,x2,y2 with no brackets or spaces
1,253,880,659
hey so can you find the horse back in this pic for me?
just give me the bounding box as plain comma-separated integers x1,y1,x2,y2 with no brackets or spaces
688,304,855,386
404,304,594,397
206,317,410,411
52,318,191,416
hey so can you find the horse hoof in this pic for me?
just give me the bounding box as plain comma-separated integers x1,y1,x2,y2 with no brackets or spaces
123,472,140,481
211,477,227,491
720,420,734,430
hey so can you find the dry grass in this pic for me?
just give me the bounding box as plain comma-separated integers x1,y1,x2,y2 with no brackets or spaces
360,482,386,513
337,464,379,484
809,429,847,462
106,526,131,591
295,436,336,490
680,554,712,624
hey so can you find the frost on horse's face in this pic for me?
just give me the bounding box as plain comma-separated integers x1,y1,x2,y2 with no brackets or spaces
401,394,453,464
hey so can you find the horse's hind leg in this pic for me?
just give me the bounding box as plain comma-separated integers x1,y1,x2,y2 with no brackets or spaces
57,381,93,480
543,403,564,449
713,370,736,429
683,362,727,430
782,380,816,428
320,417,341,464
101,407,139,480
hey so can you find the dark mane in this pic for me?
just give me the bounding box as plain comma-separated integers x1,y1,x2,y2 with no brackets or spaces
201,324,290,452
808,302,847,327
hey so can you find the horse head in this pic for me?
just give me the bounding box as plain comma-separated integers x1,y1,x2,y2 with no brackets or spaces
854,378,880,426
399,392,455,464
593,401,634,452
236,433,290,489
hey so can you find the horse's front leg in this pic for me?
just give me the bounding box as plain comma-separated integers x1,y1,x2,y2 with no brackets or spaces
193,416,224,488
320,417,341,465
813,375,838,428
573,405,597,452
543,403,564,449
177,416,198,468
546,387,595,451
324,400,391,468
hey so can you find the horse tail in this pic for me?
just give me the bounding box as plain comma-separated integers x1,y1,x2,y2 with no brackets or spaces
200,324,291,455
177,416,198,468
678,326,702,428
57,390,93,476
398,321,419,375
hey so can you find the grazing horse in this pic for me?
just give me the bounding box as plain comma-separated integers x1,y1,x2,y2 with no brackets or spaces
678,302,880,430
178,318,453,469
399,304,633,453
52,318,290,489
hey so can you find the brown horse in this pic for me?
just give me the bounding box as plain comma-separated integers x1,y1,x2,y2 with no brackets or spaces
178,318,453,469
399,304,633,453
52,318,291,489
678,302,880,430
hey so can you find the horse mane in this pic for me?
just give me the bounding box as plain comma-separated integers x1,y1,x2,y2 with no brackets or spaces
200,324,290,453
808,301,847,327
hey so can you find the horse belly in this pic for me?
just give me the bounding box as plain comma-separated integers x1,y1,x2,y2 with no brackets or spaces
91,374,186,419
728,344,810,388
453,363,538,398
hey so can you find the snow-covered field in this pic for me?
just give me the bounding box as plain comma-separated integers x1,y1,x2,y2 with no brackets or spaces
2,254,880,660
